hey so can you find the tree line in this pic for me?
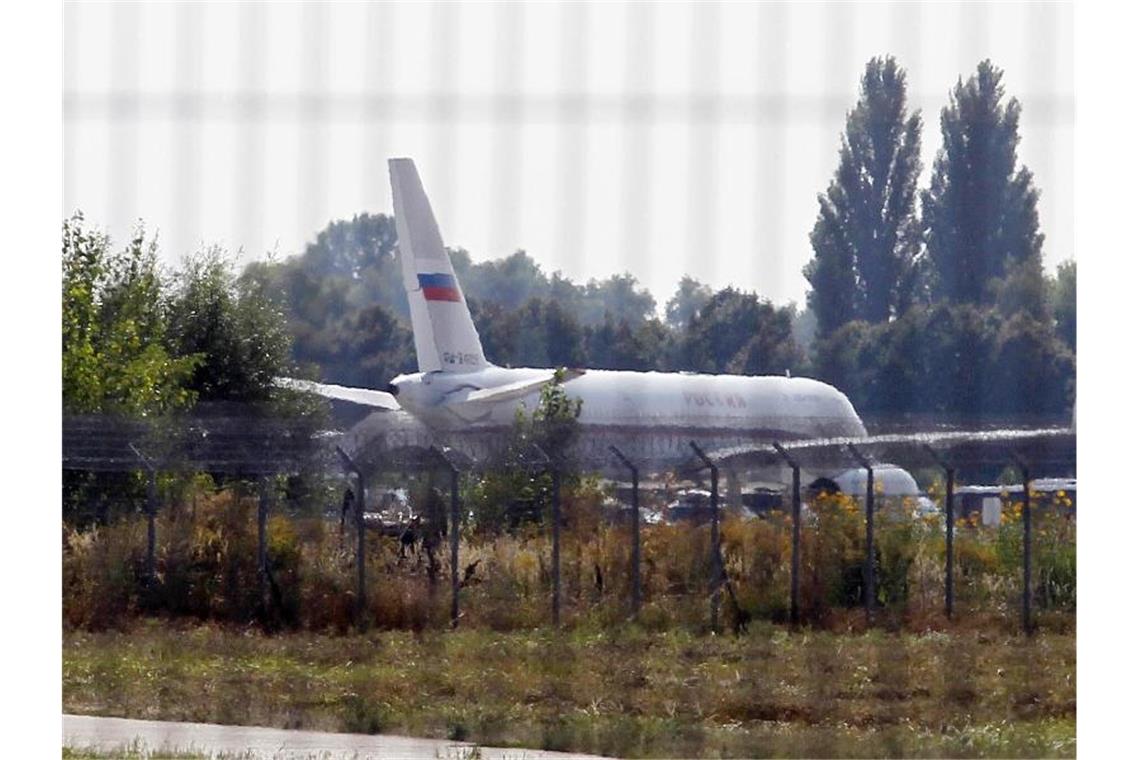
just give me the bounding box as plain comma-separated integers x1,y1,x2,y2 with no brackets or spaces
62,215,322,519
804,57,1074,418
241,228,811,387
63,213,310,417
64,56,1074,427
243,61,1073,420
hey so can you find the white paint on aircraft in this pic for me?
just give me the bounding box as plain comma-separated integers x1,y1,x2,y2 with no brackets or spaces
285,158,874,473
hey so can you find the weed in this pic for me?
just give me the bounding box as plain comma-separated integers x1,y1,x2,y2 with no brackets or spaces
63,481,1075,635
65,623,1075,759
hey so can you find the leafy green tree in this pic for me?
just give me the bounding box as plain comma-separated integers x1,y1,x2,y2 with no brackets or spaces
911,303,996,415
290,304,414,388
812,320,874,408
584,314,666,371
468,298,520,367
986,311,1074,415
812,302,1073,417
990,258,1050,322
331,305,414,386
460,250,551,312
578,273,657,327
63,216,323,520
804,55,923,337
727,312,807,377
62,213,198,415
1049,260,1076,351
539,298,588,368
168,248,293,403
527,367,584,460
241,213,411,384
665,276,714,330
303,212,400,281
677,288,802,375
549,271,583,309
922,60,1046,312
485,297,586,369
790,304,818,358
466,369,582,532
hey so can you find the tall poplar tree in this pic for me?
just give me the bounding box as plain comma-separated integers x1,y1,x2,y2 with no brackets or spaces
921,60,1046,311
804,55,923,337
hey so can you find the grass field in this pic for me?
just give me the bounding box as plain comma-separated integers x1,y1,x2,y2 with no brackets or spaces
62,745,239,759
63,621,1074,758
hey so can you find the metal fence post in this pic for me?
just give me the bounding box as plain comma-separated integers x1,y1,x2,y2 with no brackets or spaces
258,475,270,614
690,442,721,633
610,445,641,619
1013,454,1033,634
631,465,640,617
449,459,460,629
356,468,366,628
551,467,561,627
130,443,158,587
847,444,875,622
923,444,955,619
146,468,157,585
773,442,801,625
336,446,368,630
945,469,955,618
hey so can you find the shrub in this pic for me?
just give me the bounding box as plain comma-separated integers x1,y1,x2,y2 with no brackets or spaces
61,477,1075,634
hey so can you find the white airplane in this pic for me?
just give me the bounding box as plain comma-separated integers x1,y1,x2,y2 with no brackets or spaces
284,158,920,494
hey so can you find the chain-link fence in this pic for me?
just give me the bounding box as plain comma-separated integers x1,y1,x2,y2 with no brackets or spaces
63,411,1075,634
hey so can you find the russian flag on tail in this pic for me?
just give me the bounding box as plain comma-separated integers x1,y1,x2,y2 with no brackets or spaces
418,272,462,302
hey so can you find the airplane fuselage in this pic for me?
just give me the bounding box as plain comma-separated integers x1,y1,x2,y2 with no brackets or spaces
324,159,918,492
388,364,868,469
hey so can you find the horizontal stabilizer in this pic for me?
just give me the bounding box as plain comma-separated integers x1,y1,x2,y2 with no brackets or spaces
275,378,401,411
449,369,584,406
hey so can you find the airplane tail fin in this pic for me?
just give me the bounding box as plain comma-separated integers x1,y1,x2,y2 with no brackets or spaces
389,158,488,374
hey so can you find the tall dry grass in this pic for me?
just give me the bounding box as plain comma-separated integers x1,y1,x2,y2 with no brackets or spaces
62,480,1075,633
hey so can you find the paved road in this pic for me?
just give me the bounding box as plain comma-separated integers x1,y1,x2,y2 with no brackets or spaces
64,714,612,760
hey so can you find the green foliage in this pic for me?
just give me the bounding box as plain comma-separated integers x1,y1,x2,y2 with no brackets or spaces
678,288,804,375
64,624,1075,759
583,313,668,371
460,249,551,313
665,275,714,330
63,470,1075,634
63,215,328,522
805,56,923,338
1049,260,1076,351
922,60,1046,312
168,248,294,403
987,310,1075,414
239,212,415,387
243,215,665,383
466,369,583,532
528,367,584,457
62,214,199,416
804,59,1073,417
465,258,657,329
576,272,657,326
63,213,317,415
813,303,1075,416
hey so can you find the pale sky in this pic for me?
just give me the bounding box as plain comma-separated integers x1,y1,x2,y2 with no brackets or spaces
63,1,1074,310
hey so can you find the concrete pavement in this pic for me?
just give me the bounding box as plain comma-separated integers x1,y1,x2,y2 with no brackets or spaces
64,714,613,760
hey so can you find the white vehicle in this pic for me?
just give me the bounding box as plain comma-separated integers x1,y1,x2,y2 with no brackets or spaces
286,158,875,475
